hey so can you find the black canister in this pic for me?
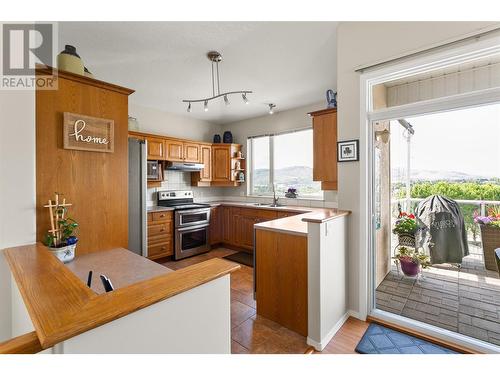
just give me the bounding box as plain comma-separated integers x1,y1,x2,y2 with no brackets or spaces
223,131,233,143
213,134,221,143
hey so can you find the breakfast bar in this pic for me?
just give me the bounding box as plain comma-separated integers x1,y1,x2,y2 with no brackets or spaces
4,244,239,353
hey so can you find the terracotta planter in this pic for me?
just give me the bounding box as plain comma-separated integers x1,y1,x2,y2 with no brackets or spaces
479,224,500,271
399,257,420,277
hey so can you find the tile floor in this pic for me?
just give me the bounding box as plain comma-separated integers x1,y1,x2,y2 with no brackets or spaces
161,248,311,354
376,243,500,346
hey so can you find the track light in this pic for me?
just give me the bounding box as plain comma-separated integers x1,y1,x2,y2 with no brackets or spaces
224,95,230,106
268,103,276,115
187,102,191,113
204,100,208,112
242,93,249,104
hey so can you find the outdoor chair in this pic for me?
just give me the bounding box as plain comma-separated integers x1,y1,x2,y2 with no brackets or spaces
495,248,500,277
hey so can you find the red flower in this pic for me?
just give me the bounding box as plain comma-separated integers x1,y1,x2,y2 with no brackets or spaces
409,214,415,219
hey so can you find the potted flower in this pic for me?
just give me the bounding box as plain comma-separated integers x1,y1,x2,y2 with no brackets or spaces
43,193,79,263
285,187,298,199
474,206,500,271
392,211,418,247
393,246,431,277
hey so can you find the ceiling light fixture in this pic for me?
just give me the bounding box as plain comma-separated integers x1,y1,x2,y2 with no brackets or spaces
183,51,252,111
268,103,276,115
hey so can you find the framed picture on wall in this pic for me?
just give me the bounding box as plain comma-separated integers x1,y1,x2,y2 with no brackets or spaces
337,139,359,162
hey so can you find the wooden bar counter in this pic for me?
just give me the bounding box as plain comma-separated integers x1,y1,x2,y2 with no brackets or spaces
3,244,239,352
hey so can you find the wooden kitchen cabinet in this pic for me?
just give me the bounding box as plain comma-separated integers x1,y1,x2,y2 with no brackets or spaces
212,145,232,182
199,145,212,181
209,206,221,245
164,139,184,162
308,108,338,190
183,142,201,163
128,131,244,187
222,206,235,244
147,211,173,260
146,137,165,160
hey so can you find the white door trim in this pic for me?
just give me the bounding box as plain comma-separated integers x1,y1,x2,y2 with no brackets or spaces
359,33,500,351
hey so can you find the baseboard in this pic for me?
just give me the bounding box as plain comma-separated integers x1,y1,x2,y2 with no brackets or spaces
307,311,350,351
347,309,364,321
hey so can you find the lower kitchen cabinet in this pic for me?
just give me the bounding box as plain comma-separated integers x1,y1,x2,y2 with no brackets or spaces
211,206,298,253
209,206,222,245
147,210,173,260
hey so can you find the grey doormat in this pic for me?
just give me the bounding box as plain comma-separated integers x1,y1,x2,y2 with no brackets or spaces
355,323,458,354
223,252,253,267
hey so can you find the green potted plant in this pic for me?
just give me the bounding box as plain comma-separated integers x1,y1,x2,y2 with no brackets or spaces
474,206,500,271
393,211,418,247
43,193,79,263
393,246,431,277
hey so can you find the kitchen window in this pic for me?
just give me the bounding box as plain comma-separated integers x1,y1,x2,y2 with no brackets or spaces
248,128,322,198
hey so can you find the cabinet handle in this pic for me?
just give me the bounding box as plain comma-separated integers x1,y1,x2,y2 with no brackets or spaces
161,246,166,250
160,214,165,218
160,228,165,232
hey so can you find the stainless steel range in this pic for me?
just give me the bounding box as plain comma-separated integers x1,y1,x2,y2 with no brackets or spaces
157,190,211,260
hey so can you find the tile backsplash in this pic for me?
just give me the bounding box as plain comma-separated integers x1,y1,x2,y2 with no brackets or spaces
147,170,223,206
147,170,338,209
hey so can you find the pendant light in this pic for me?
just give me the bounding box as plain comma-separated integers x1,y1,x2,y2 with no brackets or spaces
183,51,252,112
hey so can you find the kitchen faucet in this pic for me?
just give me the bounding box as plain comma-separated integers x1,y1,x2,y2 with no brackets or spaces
271,184,279,207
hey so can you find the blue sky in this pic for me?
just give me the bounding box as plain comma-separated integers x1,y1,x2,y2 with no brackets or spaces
390,103,500,179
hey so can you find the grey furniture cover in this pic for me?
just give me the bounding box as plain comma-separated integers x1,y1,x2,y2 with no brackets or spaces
415,195,469,264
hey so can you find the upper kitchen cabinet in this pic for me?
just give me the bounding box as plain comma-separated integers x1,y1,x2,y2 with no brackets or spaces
212,145,231,182
164,139,184,162
183,142,201,163
308,108,338,191
211,144,244,186
146,136,165,160
192,144,212,186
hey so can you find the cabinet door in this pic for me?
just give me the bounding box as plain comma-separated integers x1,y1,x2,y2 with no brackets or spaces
200,145,212,181
209,206,221,244
184,142,201,163
146,137,165,160
165,139,184,161
222,206,235,244
238,214,256,250
312,112,337,183
212,145,231,182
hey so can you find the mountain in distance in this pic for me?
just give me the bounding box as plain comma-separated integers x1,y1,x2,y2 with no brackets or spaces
392,168,498,182
253,166,313,186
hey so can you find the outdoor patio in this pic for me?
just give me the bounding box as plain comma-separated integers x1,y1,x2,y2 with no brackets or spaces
376,243,500,346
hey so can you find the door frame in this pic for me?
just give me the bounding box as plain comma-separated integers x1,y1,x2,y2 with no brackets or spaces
359,34,500,353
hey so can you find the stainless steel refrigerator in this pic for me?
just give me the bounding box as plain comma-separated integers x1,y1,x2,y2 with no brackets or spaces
128,138,147,257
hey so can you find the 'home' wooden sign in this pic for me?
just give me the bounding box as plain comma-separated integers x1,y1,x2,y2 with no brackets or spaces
63,112,114,153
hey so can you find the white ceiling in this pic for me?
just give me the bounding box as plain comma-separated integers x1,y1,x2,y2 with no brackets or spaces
58,22,338,124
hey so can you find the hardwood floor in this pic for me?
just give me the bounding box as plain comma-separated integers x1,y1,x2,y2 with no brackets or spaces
160,248,369,354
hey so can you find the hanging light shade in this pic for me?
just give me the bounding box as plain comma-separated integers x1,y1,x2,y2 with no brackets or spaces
183,51,252,111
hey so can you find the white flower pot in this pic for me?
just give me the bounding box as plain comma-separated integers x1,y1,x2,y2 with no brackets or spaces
48,244,76,263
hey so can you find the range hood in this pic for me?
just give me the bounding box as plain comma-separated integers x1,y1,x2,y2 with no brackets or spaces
165,161,204,171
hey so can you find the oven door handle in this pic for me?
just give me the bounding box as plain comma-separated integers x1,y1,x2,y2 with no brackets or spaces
176,223,209,233
177,208,211,215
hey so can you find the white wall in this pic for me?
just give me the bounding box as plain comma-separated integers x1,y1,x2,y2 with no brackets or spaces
0,88,36,342
336,21,499,316
221,101,339,204
129,102,220,142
